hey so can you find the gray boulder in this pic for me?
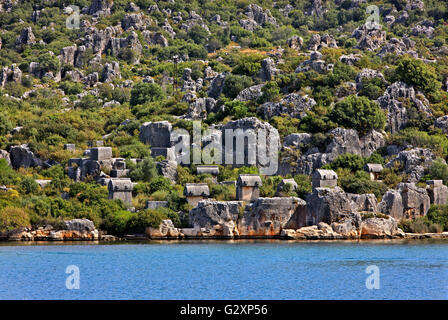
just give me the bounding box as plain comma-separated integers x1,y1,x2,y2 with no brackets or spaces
244,4,277,27
139,121,172,147
142,30,168,47
102,61,121,82
258,93,316,120
398,183,430,218
385,148,438,183
238,197,307,237
88,0,113,16
348,193,378,212
156,160,178,182
351,24,386,51
377,82,432,133
361,217,400,239
207,72,227,99
286,35,303,50
378,189,404,219
9,144,42,169
189,200,244,237
258,58,280,82
65,219,96,232
16,27,36,47
378,36,416,58
435,115,448,134
235,84,264,102
306,187,358,225
355,68,386,90
426,180,448,205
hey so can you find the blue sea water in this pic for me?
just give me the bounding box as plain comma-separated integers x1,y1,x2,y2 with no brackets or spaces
0,240,447,300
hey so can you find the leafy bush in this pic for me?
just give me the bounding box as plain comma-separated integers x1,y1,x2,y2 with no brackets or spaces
327,153,365,172
339,171,387,198
222,74,253,99
130,82,166,106
329,95,386,135
427,205,448,231
0,207,30,232
394,57,440,95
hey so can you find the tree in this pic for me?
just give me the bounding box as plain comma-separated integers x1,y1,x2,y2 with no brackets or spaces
38,52,61,73
257,81,281,103
130,82,166,106
129,157,158,182
394,57,440,95
222,74,253,99
329,95,386,135
0,112,13,135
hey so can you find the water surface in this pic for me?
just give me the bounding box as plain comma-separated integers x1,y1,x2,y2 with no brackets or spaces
0,240,447,299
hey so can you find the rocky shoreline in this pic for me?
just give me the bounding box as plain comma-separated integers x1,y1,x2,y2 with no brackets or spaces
2,218,447,242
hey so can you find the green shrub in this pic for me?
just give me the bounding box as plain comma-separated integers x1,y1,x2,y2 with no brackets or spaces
394,56,440,95
427,205,448,231
0,207,30,232
222,74,253,99
130,82,166,106
329,95,386,135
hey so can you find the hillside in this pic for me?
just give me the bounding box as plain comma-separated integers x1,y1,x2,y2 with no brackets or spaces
0,0,448,238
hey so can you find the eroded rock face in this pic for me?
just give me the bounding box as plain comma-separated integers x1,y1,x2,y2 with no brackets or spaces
89,0,113,16
286,35,303,50
207,72,227,99
385,148,438,183
306,187,358,225
146,219,179,239
330,213,362,238
142,30,168,47
378,36,416,58
0,64,22,88
258,93,316,120
378,189,404,219
102,61,121,82
65,219,96,232
139,121,172,147
185,97,217,119
361,217,400,239
16,27,36,47
435,116,448,134
9,144,42,169
355,68,386,90
279,127,385,176
339,54,362,66
238,197,307,237
220,117,280,174
349,193,378,212
352,24,386,51
156,160,178,182
295,51,331,74
189,200,244,237
377,82,432,133
0,150,10,166
8,219,99,240
259,58,280,82
235,84,264,102
398,183,430,218
241,4,277,29
427,181,448,205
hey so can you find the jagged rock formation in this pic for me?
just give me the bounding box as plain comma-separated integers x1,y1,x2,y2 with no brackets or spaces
258,93,316,120
377,82,432,133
